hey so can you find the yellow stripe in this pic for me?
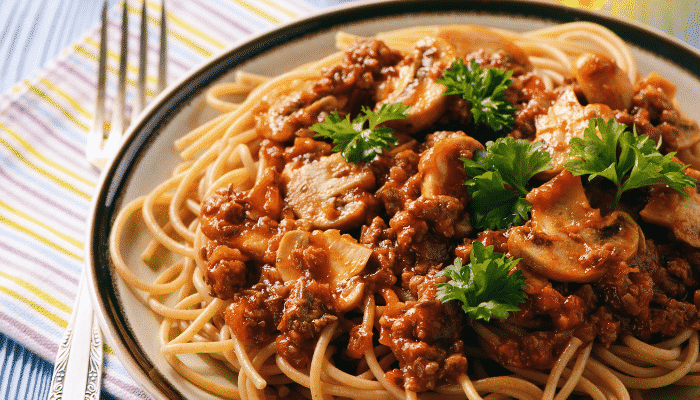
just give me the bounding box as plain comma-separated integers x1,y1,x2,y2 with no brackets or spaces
0,285,67,329
252,0,299,19
0,138,91,202
0,200,82,248
166,28,214,56
77,41,159,97
0,270,71,314
0,121,95,191
229,0,281,24
25,84,90,132
39,78,92,119
82,2,218,59
0,212,82,262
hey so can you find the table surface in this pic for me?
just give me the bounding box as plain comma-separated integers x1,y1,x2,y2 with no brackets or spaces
0,0,699,399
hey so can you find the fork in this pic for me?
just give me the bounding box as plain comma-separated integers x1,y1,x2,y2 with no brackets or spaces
47,1,168,399
86,0,168,169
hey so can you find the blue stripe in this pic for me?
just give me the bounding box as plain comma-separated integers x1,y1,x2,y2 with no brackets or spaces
0,333,54,400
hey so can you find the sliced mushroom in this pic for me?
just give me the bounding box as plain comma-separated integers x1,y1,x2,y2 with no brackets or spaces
640,185,700,248
375,36,457,133
281,152,376,231
256,92,344,142
418,131,483,199
276,229,371,312
573,53,633,111
534,87,615,178
508,171,640,283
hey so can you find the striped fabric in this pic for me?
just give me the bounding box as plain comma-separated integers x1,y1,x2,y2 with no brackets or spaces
0,0,318,398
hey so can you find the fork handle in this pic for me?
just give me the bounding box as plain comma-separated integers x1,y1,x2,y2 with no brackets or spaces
47,271,104,400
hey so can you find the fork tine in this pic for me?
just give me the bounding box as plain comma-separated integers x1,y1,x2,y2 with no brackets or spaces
85,0,108,166
131,0,148,123
157,0,167,93
104,0,129,153
87,0,167,169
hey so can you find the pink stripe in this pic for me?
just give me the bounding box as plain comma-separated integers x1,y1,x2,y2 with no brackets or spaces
106,19,192,73
181,0,253,39
8,102,84,156
0,253,75,299
0,176,84,233
0,166,86,221
50,60,95,102
102,369,153,399
0,313,57,361
0,240,79,288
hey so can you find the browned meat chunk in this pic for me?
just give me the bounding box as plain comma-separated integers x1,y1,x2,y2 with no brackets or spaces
379,276,466,392
276,278,337,368
640,185,700,247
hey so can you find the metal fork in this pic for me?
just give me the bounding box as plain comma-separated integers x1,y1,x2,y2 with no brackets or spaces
86,0,168,169
47,1,168,399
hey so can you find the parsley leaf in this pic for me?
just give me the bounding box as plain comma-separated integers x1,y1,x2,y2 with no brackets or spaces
437,242,528,322
310,103,409,162
565,118,696,209
462,137,552,230
438,58,517,131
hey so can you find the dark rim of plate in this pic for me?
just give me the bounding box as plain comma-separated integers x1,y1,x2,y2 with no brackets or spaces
88,0,700,398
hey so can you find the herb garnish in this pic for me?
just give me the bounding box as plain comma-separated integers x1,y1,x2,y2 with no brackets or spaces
438,58,517,131
437,242,527,322
462,137,552,230
310,103,409,163
565,118,696,210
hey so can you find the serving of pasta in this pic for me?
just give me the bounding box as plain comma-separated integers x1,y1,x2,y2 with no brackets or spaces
102,7,700,400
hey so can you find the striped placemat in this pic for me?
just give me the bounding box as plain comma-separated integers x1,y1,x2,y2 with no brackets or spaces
0,0,317,398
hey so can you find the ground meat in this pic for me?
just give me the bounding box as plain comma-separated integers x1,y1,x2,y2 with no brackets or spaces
314,38,402,100
494,237,700,367
614,72,700,154
201,245,250,299
200,168,287,264
225,278,289,344
255,38,402,142
379,276,466,392
277,278,338,368
508,72,557,140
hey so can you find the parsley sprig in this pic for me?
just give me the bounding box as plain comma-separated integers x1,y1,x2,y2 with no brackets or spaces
310,103,409,163
565,118,696,210
437,242,527,322
463,137,552,230
438,58,517,131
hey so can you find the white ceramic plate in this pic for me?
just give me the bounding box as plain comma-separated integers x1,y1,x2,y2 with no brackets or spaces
86,0,700,399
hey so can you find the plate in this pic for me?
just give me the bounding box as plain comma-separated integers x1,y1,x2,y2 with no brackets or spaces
86,1,700,399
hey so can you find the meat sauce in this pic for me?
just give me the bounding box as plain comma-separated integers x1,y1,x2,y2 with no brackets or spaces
199,33,700,392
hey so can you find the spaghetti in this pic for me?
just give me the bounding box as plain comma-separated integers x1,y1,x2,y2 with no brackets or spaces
110,22,700,400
